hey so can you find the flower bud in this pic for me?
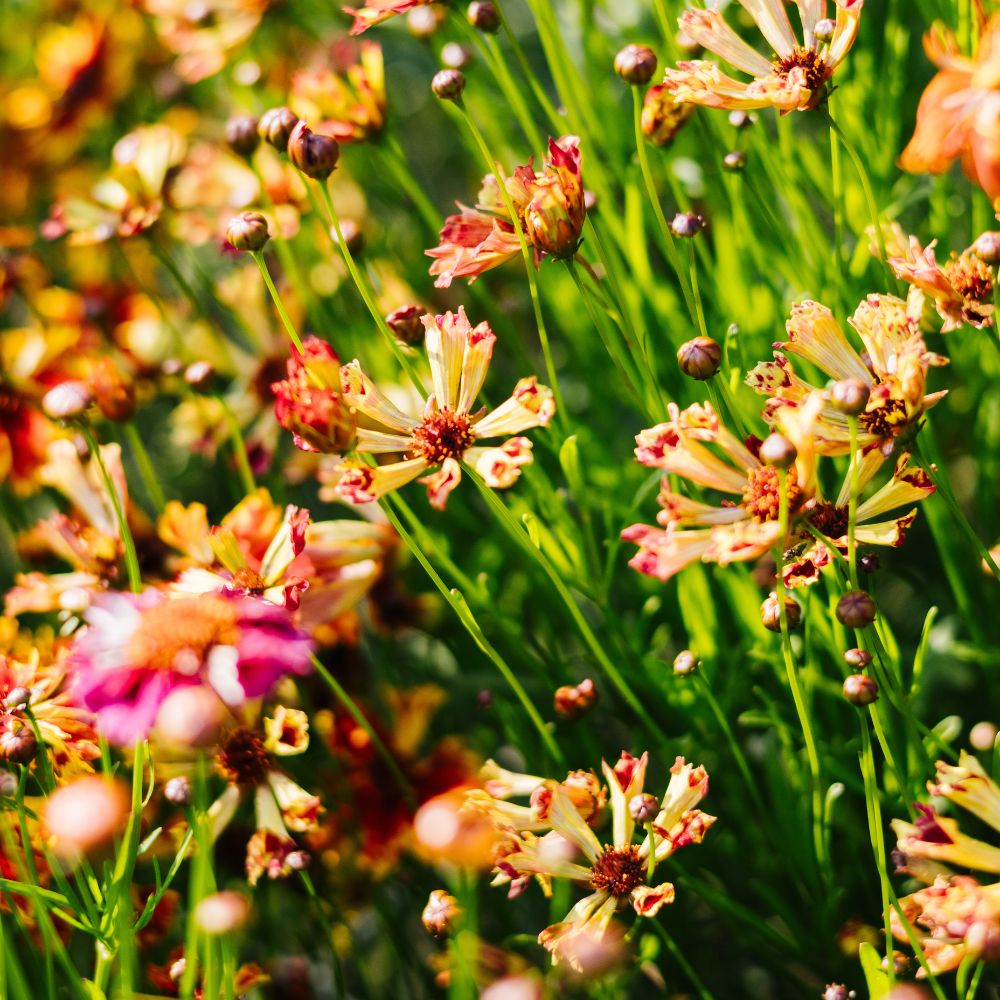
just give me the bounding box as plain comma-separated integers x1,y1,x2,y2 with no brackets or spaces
195,891,252,935
154,686,226,748
163,775,192,805
42,381,92,421
842,674,878,706
288,121,340,180
629,792,659,824
970,721,998,751
184,360,215,391
859,552,880,575
759,433,797,469
670,211,705,238
641,85,695,145
830,377,871,416
331,218,364,255
836,590,877,628
432,68,466,101
0,771,17,797
761,593,801,633
814,18,836,43
972,231,1000,266
522,137,586,257
45,776,129,856
554,678,597,719
676,336,721,380
258,107,300,151
0,724,37,765
468,1,500,33
225,115,260,158
422,889,461,937
442,42,473,70
843,647,872,668
723,150,746,172
822,987,854,1000
477,689,493,709
728,110,756,128
386,305,426,345
89,357,136,422
673,649,698,675
226,211,270,252
4,687,30,710
408,6,445,36
614,45,658,85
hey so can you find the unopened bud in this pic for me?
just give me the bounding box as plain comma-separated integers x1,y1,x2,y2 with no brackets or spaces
467,1,500,32
842,674,878,706
822,986,853,1000
972,231,1000,266
970,721,998,751
163,775,192,805
42,381,92,421
386,305,426,345
882,952,910,977
408,6,444,36
0,724,37,765
761,593,802,633
628,792,659,824
676,336,721,380
759,433,797,469
843,647,872,668
814,18,836,43
554,678,597,719
226,211,270,252
723,150,746,172
4,687,30,710
673,649,698,675
477,689,493,709
422,889,461,937
836,590,877,628
670,212,705,238
195,891,251,935
258,107,299,151
225,115,260,157
859,552,880,574
830,377,870,416
332,218,364,255
0,771,16,797
184,361,215,391
288,121,340,180
728,110,756,128
432,68,466,101
614,45,658,85
442,42,473,70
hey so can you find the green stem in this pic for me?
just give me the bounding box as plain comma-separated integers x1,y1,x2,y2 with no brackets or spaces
218,397,256,496
124,421,167,514
250,250,304,353
847,417,860,587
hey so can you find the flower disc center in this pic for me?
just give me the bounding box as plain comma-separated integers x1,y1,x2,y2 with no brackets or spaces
411,409,476,465
590,845,645,897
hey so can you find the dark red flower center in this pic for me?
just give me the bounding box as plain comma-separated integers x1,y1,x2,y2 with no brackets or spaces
410,409,476,465
591,845,645,897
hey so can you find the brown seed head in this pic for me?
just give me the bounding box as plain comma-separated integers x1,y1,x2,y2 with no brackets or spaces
590,845,645,897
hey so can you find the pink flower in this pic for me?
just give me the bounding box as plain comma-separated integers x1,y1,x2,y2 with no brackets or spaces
69,590,313,745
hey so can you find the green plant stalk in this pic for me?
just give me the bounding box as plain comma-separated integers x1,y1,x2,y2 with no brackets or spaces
650,919,715,1000
123,421,167,514
847,417,861,587
498,14,563,136
308,651,417,809
218,396,256,496
828,121,846,319
250,250,304,354
79,423,142,594
379,494,565,767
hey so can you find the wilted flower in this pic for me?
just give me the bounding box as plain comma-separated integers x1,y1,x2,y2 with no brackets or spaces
899,15,1000,202
69,589,313,745
664,0,863,112
335,308,554,510
427,137,585,287
889,235,994,332
746,296,948,462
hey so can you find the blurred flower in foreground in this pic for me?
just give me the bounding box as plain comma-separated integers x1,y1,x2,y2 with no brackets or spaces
664,0,863,112
621,397,821,582
899,15,1000,202
343,0,434,35
336,308,555,509
479,751,714,967
69,589,313,744
641,84,696,146
888,235,994,332
891,752,1000,974
746,296,948,464
427,137,585,287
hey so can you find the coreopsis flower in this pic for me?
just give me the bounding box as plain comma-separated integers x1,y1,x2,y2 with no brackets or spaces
43,124,186,244
291,41,386,142
0,646,100,778
746,296,948,462
343,0,434,35
889,235,994,332
426,137,585,288
272,336,357,455
208,715,319,886
335,308,555,510
900,16,1000,202
489,752,714,967
890,753,1000,974
68,589,313,745
621,397,821,582
663,0,863,113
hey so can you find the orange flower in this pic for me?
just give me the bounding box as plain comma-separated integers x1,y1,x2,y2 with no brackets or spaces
900,16,1000,203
